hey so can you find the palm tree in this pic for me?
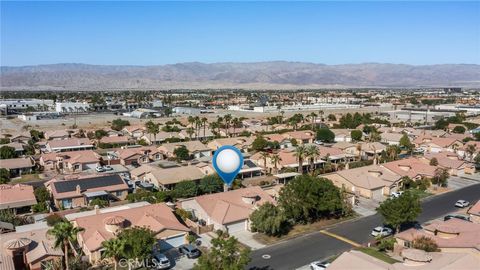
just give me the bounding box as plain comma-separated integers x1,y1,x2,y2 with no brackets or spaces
145,121,159,145
319,110,324,121
309,112,318,130
102,238,125,270
270,153,282,174
48,222,84,270
466,144,477,162
232,117,240,137
223,114,232,136
201,117,208,140
279,110,285,124
260,151,270,172
386,145,398,161
186,127,195,140
294,145,307,173
306,145,320,174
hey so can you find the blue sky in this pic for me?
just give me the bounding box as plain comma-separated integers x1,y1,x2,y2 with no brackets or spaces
1,1,479,66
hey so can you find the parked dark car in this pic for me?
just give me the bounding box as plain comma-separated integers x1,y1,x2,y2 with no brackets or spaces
444,214,471,222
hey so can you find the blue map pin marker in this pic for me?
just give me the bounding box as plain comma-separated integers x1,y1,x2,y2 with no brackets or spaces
212,145,244,186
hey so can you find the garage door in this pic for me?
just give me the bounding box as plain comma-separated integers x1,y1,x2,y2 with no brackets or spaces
225,221,246,233
371,188,384,201
158,234,186,251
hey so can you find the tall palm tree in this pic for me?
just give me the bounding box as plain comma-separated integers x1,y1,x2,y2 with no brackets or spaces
48,222,84,270
294,145,307,173
270,153,282,174
102,238,125,270
232,117,240,136
223,114,232,136
356,143,363,161
260,151,270,172
306,145,320,174
145,121,159,145
309,112,318,130
201,117,208,140
186,127,195,140
319,110,324,121
193,116,201,139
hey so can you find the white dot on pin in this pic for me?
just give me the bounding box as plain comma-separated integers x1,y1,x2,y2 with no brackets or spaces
216,149,241,173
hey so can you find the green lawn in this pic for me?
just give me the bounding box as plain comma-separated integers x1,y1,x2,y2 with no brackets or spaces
10,173,41,183
408,189,432,200
357,247,400,264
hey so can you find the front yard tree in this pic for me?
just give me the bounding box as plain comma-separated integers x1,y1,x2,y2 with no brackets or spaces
412,236,439,252
0,146,17,159
252,135,268,151
173,180,198,198
102,238,126,270
278,175,345,223
194,233,251,270
350,130,363,142
399,134,412,151
0,168,10,184
377,190,421,232
316,128,335,143
117,227,156,260
432,168,449,187
250,202,290,236
199,174,223,194
111,118,130,131
48,222,84,270
174,145,190,160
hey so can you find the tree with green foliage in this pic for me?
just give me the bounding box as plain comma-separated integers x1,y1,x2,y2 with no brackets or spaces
278,175,346,223
145,120,160,144
48,221,84,270
117,227,156,260
399,134,413,152
429,157,438,166
29,129,44,142
377,238,396,251
111,118,130,131
194,233,251,270
46,214,66,226
94,129,108,139
452,126,466,134
250,202,290,236
465,144,477,162
0,168,10,184
327,114,336,121
350,130,363,142
251,135,269,151
434,119,449,130
316,128,335,143
101,238,126,270
199,174,224,194
475,153,480,165
377,190,421,232
293,145,307,173
174,145,190,160
0,138,10,144
432,167,449,187
173,181,198,198
34,186,51,203
412,236,439,252
0,146,17,159
89,198,109,208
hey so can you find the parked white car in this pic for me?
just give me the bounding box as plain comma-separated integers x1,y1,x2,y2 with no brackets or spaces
455,200,470,208
310,261,330,270
95,166,106,172
371,226,393,237
390,191,404,198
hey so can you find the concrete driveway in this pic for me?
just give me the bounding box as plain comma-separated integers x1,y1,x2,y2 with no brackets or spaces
230,230,266,250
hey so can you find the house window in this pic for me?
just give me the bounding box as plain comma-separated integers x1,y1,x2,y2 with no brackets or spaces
115,191,123,197
404,241,411,248
62,199,72,209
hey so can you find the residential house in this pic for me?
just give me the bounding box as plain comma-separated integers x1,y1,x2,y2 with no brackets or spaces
143,164,211,190
108,146,162,166
98,135,131,146
457,141,480,161
252,148,324,174
179,186,275,233
0,184,37,214
4,142,26,156
324,164,402,200
395,218,480,256
361,142,387,159
327,249,480,270
264,134,292,149
158,141,211,159
380,132,404,146
331,129,353,142
73,203,189,263
281,130,315,144
207,137,254,153
0,157,35,177
45,138,94,153
423,152,466,176
178,128,215,140
122,125,145,138
44,130,70,140
414,136,463,153
9,133,31,144
47,174,129,209
218,127,249,137
331,142,360,158
140,131,178,145
382,157,437,180
0,228,63,270
39,150,101,172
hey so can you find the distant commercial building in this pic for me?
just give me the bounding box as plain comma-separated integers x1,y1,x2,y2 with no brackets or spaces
228,103,361,113
55,102,90,113
0,99,54,115
387,109,456,124
173,106,203,115
435,104,480,116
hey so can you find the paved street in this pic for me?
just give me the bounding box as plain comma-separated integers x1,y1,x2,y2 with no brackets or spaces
247,183,480,270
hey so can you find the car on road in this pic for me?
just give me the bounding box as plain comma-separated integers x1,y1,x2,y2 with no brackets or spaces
371,226,393,237
178,244,201,259
444,214,471,222
390,191,404,198
152,252,171,269
454,200,470,208
95,166,106,172
310,261,330,270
